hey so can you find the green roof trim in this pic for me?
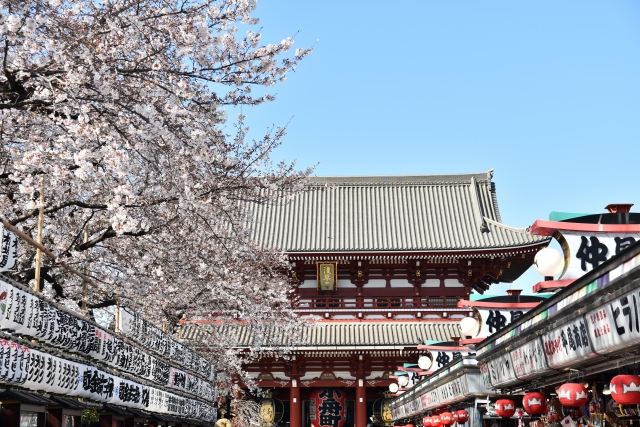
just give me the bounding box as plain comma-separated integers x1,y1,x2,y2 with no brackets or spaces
549,211,592,222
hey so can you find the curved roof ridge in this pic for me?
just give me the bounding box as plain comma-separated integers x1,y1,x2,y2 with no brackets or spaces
483,216,531,234
306,170,494,185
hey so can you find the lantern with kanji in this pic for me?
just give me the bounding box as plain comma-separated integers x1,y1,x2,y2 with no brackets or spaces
495,399,516,418
523,391,547,415
558,383,588,407
431,415,442,427
310,388,346,427
423,417,432,427
453,410,469,424
610,375,640,405
440,412,453,426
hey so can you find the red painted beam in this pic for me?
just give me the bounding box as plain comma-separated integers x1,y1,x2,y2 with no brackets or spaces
530,219,640,236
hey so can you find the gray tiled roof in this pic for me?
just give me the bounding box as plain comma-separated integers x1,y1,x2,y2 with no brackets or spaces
249,170,546,253
180,322,460,349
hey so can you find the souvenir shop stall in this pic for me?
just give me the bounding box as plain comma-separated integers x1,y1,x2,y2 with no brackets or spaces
475,239,640,427
388,356,497,427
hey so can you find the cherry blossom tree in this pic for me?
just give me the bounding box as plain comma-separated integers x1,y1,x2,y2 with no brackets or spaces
0,0,312,381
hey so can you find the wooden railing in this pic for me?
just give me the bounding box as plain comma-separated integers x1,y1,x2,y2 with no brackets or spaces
293,297,460,310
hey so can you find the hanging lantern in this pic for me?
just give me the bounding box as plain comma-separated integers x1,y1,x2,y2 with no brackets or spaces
454,410,469,424
440,412,453,426
310,388,346,427
610,375,640,405
523,391,547,415
431,415,442,427
495,399,516,418
423,416,432,427
558,383,588,407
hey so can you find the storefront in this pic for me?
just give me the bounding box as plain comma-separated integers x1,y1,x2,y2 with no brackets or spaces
388,357,497,427
473,239,640,427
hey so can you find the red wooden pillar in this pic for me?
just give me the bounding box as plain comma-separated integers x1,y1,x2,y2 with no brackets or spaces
46,408,63,427
100,413,113,427
2,403,21,427
355,356,367,427
290,356,301,427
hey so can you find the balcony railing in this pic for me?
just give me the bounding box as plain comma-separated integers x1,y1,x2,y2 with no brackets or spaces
293,297,460,310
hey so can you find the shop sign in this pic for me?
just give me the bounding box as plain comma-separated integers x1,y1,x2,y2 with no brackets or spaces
541,317,594,368
559,232,640,279
310,388,346,427
437,376,469,405
510,337,548,379
477,308,529,338
486,353,517,387
479,363,492,389
431,350,466,370
586,287,640,354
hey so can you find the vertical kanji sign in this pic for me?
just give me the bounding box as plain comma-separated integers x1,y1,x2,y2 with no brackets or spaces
317,262,338,292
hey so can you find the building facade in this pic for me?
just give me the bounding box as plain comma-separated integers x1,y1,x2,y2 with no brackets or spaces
182,171,550,427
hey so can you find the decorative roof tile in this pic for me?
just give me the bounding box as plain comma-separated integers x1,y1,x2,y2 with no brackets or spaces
180,322,461,349
248,170,546,252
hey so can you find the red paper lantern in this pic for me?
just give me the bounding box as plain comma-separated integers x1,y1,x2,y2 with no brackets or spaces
610,375,640,405
454,410,469,424
310,388,346,427
431,415,442,427
523,391,547,415
495,399,516,418
439,412,453,426
423,417,432,427
558,383,588,407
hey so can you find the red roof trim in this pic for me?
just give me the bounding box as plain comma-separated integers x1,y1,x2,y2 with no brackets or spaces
532,279,575,293
417,345,470,351
457,300,541,308
530,219,640,236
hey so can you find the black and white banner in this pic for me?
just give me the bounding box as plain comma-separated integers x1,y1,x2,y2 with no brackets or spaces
0,338,215,421
119,308,214,381
0,280,215,400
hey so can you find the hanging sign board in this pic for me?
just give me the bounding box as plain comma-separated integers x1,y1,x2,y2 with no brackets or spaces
479,363,492,389
586,287,640,354
541,317,594,369
476,308,530,338
316,262,338,292
510,337,548,379
558,232,640,279
486,353,517,387
437,376,469,405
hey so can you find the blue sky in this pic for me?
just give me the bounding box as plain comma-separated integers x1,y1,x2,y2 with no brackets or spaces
241,1,640,294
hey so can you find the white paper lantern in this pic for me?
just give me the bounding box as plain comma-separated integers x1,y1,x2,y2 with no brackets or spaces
460,316,479,337
418,355,432,370
398,375,409,387
534,247,564,277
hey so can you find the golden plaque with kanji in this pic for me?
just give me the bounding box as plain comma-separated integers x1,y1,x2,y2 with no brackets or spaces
316,262,338,292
